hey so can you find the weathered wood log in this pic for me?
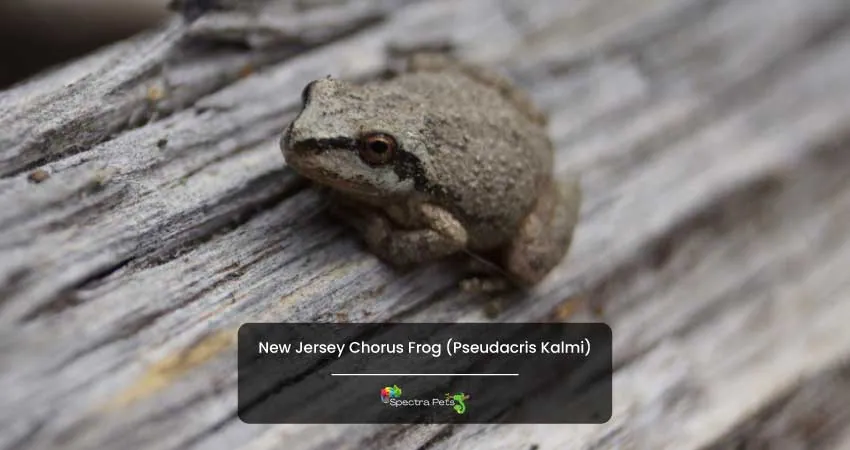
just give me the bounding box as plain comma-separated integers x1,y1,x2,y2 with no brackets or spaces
1,0,849,449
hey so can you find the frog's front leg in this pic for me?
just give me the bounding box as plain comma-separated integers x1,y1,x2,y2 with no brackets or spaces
332,201,468,266
503,175,582,285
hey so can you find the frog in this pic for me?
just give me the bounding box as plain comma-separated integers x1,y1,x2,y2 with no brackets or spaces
280,53,581,290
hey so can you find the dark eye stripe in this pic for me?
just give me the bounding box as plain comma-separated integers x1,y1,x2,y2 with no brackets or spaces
291,137,358,154
318,137,358,151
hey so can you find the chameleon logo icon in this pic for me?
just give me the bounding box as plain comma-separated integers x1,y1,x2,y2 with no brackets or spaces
445,392,470,415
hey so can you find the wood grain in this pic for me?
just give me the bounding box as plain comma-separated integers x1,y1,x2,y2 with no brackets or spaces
1,0,849,448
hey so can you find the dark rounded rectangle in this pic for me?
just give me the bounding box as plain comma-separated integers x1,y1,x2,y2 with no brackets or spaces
237,322,612,424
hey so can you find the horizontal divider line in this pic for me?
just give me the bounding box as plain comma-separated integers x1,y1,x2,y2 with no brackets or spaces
330,373,519,376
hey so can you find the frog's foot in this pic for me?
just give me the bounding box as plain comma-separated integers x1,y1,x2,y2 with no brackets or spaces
405,52,548,127
459,276,512,294
349,203,468,267
503,174,582,285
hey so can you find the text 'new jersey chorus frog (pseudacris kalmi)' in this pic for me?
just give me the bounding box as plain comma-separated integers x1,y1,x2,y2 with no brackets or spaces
281,53,581,289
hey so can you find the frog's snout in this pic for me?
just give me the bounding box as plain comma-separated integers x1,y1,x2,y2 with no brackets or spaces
280,122,294,154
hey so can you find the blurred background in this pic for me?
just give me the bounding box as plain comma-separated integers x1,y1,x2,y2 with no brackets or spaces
0,0,170,88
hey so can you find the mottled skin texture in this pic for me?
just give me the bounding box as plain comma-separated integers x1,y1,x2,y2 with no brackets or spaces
281,54,581,287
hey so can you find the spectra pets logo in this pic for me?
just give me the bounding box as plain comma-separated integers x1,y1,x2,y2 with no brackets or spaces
380,385,470,415
380,385,402,403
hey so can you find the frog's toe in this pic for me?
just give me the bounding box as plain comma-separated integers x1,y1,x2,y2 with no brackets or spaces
459,276,512,293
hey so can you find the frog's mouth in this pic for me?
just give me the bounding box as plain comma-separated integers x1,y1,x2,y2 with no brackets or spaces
317,174,382,197
288,161,384,199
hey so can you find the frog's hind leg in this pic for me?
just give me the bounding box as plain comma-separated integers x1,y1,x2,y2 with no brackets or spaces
502,175,582,285
405,53,548,126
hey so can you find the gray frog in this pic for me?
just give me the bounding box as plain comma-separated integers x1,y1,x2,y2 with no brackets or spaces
281,53,581,289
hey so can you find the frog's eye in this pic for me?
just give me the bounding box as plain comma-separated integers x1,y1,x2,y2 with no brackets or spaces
301,80,319,105
359,132,397,166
